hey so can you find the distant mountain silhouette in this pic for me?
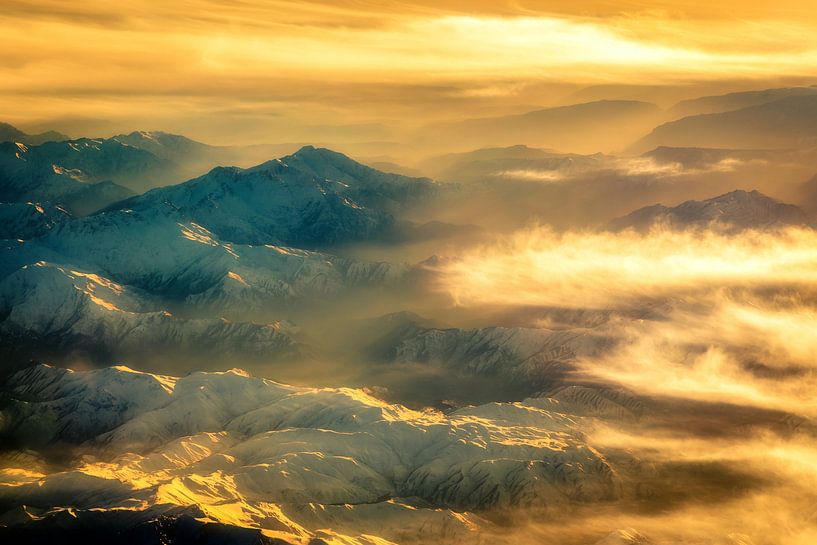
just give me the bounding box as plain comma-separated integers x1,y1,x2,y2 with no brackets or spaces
630,95,817,152
0,122,69,145
667,86,817,118
421,100,662,154
417,145,606,182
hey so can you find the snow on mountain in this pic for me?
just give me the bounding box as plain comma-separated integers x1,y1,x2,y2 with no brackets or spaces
113,130,216,162
21,203,406,304
0,141,135,215
21,138,175,187
0,137,197,198
0,149,426,362
0,133,228,204
110,130,245,191
607,190,812,232
0,364,627,543
0,205,404,362
0,262,299,363
0,202,70,239
114,162,388,247
0,507,305,545
107,146,437,247
547,386,645,421
278,145,438,210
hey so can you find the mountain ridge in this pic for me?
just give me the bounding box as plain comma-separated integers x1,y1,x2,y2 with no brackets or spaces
607,189,812,232
0,122,70,146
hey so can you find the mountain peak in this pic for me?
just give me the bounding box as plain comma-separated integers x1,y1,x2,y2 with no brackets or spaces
124,129,191,142
0,122,70,146
608,189,812,232
287,144,351,163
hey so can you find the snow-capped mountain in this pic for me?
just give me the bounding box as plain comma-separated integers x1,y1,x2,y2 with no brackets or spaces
15,138,175,188
110,130,244,191
0,364,628,543
0,141,135,215
0,206,404,364
112,130,217,162
607,190,812,232
107,146,437,247
0,133,221,205
278,145,438,210
0,262,299,364
34,203,404,301
0,148,435,364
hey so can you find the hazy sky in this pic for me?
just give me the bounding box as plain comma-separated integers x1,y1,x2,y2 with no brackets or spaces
3,0,817,143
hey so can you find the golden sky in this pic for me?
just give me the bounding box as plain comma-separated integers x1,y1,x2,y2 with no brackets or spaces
3,0,817,143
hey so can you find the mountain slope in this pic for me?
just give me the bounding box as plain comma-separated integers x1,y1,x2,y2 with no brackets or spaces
0,508,301,545
417,145,607,183
668,86,817,118
278,145,437,210
28,138,178,189
0,149,421,364
111,130,244,190
0,364,625,513
0,122,69,145
607,190,812,232
358,313,615,400
112,130,216,162
107,147,437,247
423,100,662,154
0,141,135,215
630,95,817,152
0,202,71,239
0,205,404,368
0,262,299,364
640,146,781,169
0,133,223,201
4,204,405,307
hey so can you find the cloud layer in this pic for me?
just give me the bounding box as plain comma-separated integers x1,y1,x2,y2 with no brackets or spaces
4,1,817,142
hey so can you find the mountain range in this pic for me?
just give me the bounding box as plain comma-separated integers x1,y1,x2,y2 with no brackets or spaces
107,146,437,247
0,147,439,366
666,86,817,118
0,363,630,543
630,94,817,152
0,122,69,146
2,96,817,545
421,100,663,154
416,145,607,183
